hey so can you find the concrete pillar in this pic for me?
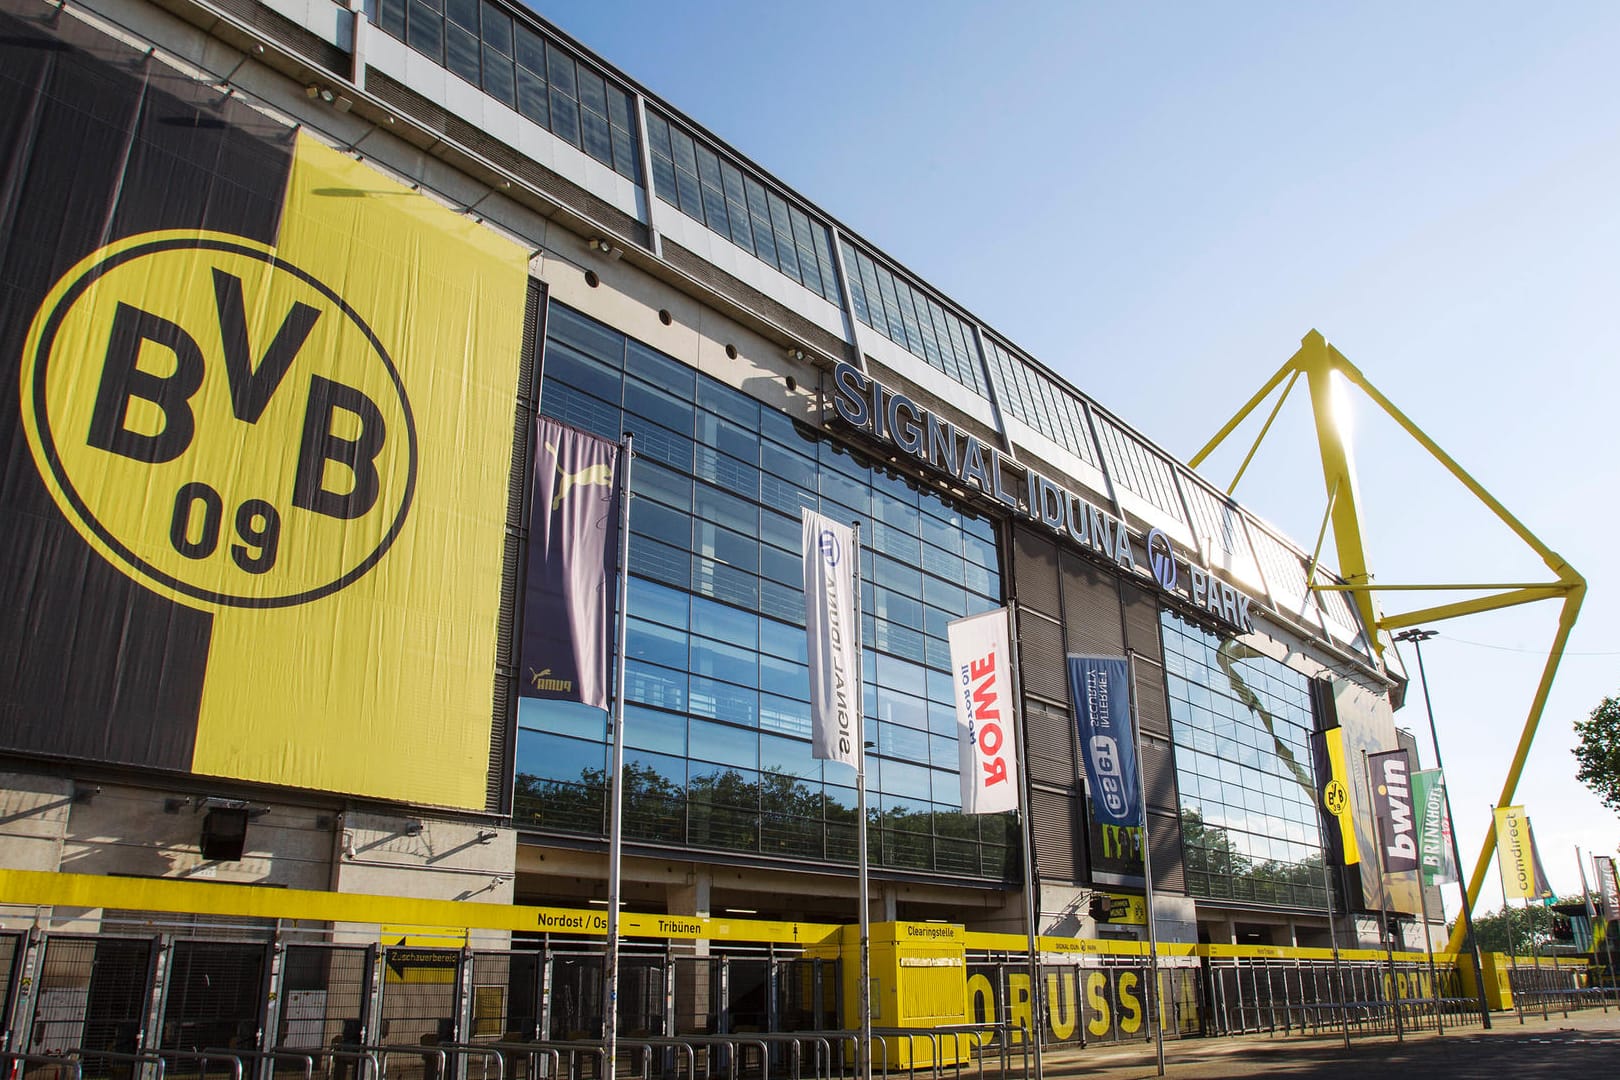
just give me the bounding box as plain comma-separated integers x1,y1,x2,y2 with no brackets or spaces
669,870,712,1034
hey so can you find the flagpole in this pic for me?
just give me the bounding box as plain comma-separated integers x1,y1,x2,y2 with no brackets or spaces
1414,854,1443,1035
1003,602,1044,1080
1575,848,1604,1015
1365,751,1403,1042
1492,808,1525,1025
1312,805,1352,1049
1124,651,1164,1077
851,520,872,1080
1396,628,1490,1027
603,432,634,1078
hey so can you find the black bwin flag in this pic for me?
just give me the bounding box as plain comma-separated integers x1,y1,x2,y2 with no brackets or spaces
520,418,620,709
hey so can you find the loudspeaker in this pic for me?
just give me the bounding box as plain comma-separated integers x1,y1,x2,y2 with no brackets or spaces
200,807,250,860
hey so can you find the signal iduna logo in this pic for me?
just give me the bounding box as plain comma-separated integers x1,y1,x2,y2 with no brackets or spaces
20,230,417,610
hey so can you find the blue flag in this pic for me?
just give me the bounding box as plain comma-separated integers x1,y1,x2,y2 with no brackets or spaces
1068,655,1141,828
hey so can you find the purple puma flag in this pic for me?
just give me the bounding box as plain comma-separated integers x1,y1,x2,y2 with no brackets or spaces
520,418,620,709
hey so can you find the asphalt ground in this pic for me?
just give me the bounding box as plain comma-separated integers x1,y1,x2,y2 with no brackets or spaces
999,1007,1620,1079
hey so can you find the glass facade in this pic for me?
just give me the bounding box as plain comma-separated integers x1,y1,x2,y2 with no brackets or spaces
371,0,641,181
644,109,843,305
1161,611,1328,910
838,238,988,396
515,304,1013,880
981,336,1099,469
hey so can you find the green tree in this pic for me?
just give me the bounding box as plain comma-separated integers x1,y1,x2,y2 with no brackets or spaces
1454,903,1558,955
1574,695,1620,815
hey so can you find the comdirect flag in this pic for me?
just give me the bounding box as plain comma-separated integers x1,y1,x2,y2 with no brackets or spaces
1411,769,1458,885
1067,655,1140,828
1595,855,1619,921
1494,805,1554,901
802,509,860,769
947,610,1019,814
1368,749,1419,874
520,418,620,710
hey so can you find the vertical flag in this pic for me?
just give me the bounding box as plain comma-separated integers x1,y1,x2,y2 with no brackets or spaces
1410,769,1458,885
802,509,860,769
520,418,621,709
947,610,1019,814
1494,806,1554,901
1596,855,1619,921
1526,818,1557,903
1067,655,1140,828
1368,748,1419,873
1311,725,1362,867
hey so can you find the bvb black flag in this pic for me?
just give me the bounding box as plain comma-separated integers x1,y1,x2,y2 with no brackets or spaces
520,418,620,709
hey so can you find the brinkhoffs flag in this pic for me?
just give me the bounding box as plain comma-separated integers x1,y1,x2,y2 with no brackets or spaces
518,419,622,710
1411,769,1458,885
0,4,528,810
1068,655,1141,828
947,610,1020,815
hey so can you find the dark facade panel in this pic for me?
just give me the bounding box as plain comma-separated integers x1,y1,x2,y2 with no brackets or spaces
1120,581,1163,662
1015,607,1067,704
1023,696,1077,790
1030,784,1082,884
1148,809,1186,893
1011,525,1061,618
1058,548,1125,657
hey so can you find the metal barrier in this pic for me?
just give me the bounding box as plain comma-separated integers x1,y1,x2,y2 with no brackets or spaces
3,1052,85,1080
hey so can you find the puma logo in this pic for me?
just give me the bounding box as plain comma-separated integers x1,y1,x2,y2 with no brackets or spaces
547,443,614,509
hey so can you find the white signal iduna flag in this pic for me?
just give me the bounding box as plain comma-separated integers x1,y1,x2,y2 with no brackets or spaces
948,609,1020,814
802,509,860,769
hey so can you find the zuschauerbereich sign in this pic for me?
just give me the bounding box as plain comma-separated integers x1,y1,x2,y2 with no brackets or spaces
828,361,1259,635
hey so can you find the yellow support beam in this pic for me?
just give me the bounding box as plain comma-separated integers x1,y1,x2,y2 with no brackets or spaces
1194,331,1585,956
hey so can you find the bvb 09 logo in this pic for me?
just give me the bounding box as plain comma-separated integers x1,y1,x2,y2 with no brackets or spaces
20,232,417,609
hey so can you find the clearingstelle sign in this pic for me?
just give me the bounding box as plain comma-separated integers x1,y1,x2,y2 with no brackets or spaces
828,362,1260,634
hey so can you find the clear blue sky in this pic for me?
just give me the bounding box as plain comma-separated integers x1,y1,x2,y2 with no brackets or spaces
533,1,1620,915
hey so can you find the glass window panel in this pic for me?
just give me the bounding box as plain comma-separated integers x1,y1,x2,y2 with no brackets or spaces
690,634,758,688
482,48,515,106
690,595,758,647
760,733,820,779
515,730,605,784
576,66,607,119
766,191,800,281
624,375,693,434
693,481,757,533
688,717,759,769
581,107,614,165
760,617,807,662
760,692,811,738
482,3,512,51
542,341,620,404
625,660,687,712
627,617,687,670
378,0,407,40
759,653,808,701
628,576,688,628
631,458,691,510
720,162,754,250
548,85,581,146
693,520,758,572
839,239,869,323
545,42,576,96
743,176,779,268
788,205,823,295
446,0,477,30
406,0,443,62
514,23,545,72
624,704,686,756
516,696,606,741
879,759,933,801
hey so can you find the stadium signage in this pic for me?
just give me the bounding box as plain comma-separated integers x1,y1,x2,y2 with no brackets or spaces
829,362,1258,634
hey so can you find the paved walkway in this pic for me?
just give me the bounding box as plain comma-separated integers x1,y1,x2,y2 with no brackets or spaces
1007,1007,1620,1078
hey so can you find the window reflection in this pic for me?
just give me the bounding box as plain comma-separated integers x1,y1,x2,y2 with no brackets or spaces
516,305,1007,877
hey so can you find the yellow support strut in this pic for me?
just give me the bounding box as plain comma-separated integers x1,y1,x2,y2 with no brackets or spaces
1190,331,1585,956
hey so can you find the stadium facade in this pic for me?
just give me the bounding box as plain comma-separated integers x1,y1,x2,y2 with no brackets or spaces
0,0,1453,1054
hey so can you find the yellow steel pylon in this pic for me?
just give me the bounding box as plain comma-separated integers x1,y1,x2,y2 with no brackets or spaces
1188,330,1585,954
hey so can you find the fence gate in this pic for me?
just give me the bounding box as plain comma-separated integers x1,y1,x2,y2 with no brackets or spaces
279,945,372,1050
27,936,153,1076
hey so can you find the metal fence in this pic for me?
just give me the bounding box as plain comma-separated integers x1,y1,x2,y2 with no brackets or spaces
3,922,1616,1080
